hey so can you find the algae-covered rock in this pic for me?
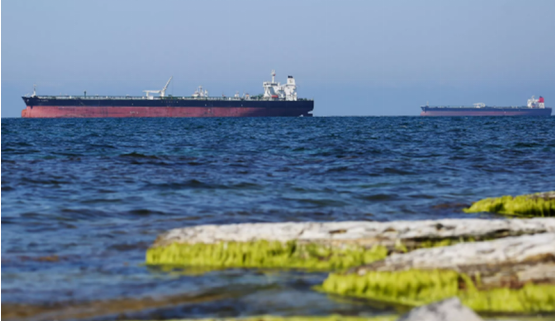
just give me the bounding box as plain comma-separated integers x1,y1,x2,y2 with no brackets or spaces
147,218,554,270
146,240,388,270
321,269,554,313
320,233,555,313
464,192,555,217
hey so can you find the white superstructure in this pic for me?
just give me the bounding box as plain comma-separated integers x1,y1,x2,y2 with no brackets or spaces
263,70,298,101
192,86,209,98
527,95,545,108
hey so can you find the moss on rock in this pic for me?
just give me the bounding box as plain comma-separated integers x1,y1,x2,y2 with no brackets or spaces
146,240,388,270
463,192,555,217
320,269,555,313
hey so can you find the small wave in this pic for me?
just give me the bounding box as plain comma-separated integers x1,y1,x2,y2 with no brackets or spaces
119,152,159,159
513,142,542,148
52,152,84,157
147,180,261,191
432,202,469,210
359,193,397,201
80,198,123,204
409,194,436,199
89,144,117,149
21,178,69,185
106,241,151,252
127,209,167,216
285,198,347,207
156,179,212,189
383,167,414,175
1,148,41,154
231,182,261,189
326,166,350,172
187,161,205,166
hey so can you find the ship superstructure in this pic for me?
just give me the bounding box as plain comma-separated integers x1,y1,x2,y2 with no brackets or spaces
420,96,552,116
263,70,297,101
21,71,313,118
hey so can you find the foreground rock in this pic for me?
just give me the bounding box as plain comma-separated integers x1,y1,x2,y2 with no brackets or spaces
464,191,555,217
397,297,483,321
321,233,555,313
147,218,553,270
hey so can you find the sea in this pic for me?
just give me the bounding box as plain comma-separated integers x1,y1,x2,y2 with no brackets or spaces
2,116,555,320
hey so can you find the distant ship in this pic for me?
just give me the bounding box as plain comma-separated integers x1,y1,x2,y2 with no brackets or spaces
21,70,314,118
420,96,552,116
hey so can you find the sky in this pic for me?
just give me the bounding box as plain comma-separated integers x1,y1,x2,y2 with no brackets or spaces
2,0,555,117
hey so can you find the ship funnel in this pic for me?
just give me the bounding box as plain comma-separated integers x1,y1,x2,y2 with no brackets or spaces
538,96,545,108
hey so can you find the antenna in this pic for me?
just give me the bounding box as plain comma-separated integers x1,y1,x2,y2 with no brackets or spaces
32,84,37,97
271,70,276,83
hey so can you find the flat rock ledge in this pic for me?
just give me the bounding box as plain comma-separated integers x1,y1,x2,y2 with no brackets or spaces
152,218,553,248
147,218,554,271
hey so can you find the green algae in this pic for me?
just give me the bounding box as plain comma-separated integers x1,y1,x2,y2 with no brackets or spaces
146,240,388,270
320,269,555,313
463,192,555,217
146,236,508,271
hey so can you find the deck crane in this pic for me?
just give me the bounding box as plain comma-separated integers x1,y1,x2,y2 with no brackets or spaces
143,77,173,98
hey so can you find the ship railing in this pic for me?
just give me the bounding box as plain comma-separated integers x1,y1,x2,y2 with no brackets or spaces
30,95,313,101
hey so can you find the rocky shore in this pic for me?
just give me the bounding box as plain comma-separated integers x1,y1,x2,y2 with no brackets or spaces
147,218,553,270
147,203,555,317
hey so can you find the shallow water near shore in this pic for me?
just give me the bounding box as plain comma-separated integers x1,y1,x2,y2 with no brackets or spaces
2,116,554,320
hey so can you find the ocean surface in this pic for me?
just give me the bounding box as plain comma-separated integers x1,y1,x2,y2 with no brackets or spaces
2,116,555,320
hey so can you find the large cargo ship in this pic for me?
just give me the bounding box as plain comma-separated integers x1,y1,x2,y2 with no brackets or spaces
420,96,552,116
21,71,313,118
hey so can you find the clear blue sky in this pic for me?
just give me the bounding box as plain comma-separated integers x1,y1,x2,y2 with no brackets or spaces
2,0,554,116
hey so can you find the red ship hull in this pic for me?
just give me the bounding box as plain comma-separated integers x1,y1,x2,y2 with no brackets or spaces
21,106,313,118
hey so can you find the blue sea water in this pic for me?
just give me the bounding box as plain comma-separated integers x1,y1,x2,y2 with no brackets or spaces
2,116,555,319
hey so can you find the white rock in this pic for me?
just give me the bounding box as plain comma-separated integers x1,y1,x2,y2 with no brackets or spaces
360,233,554,271
397,297,483,321
152,218,554,248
